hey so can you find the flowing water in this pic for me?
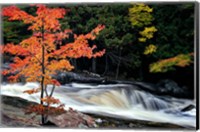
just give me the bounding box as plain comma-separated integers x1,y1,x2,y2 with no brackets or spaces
1,82,196,128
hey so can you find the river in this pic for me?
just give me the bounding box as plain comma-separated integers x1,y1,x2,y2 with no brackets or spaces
1,82,196,128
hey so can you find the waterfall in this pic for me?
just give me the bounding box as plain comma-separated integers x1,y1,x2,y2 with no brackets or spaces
1,82,196,128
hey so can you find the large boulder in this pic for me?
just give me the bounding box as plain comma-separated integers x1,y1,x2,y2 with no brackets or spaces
1,96,40,127
156,79,189,98
47,108,96,128
54,71,105,84
116,79,191,98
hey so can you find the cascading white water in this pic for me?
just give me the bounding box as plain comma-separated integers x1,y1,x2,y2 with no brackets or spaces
1,82,196,128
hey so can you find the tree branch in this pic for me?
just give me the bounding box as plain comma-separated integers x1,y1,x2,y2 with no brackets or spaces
49,85,56,97
44,85,49,97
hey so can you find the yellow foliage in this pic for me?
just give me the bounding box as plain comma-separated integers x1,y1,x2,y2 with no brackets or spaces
139,26,157,42
129,3,157,57
129,3,153,28
138,38,147,42
144,44,157,55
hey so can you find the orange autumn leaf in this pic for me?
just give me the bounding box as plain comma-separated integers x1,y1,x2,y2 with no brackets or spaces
25,104,65,115
23,88,41,94
41,97,61,105
7,75,19,82
51,79,61,86
2,70,9,75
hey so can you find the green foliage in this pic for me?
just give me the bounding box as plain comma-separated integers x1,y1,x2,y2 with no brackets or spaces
62,4,140,73
151,4,194,59
3,18,31,43
2,5,35,44
148,4,194,75
150,53,193,73
63,4,134,47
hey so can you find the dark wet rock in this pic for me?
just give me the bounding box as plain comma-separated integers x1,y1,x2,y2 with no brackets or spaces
156,79,189,98
54,71,105,84
181,104,195,112
2,63,106,84
128,81,159,93
118,79,190,98
2,95,37,109
129,123,137,127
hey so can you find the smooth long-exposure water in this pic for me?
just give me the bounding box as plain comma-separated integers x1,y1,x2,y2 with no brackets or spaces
1,82,196,128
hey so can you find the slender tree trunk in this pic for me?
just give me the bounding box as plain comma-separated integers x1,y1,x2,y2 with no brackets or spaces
41,47,45,124
92,58,96,73
74,59,77,71
139,55,144,81
115,48,122,79
72,59,78,71
103,54,108,75
139,67,143,81
41,19,45,125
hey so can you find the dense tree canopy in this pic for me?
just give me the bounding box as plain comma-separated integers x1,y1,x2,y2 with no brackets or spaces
2,3,195,87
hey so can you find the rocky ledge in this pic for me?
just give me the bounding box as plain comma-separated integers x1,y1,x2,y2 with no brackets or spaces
1,95,96,128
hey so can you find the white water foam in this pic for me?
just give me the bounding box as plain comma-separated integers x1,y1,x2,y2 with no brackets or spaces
1,82,196,128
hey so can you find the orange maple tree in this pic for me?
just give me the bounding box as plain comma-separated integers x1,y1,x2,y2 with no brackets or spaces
2,5,105,124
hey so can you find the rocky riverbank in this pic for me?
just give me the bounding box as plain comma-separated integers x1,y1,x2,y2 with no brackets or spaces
1,95,96,128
